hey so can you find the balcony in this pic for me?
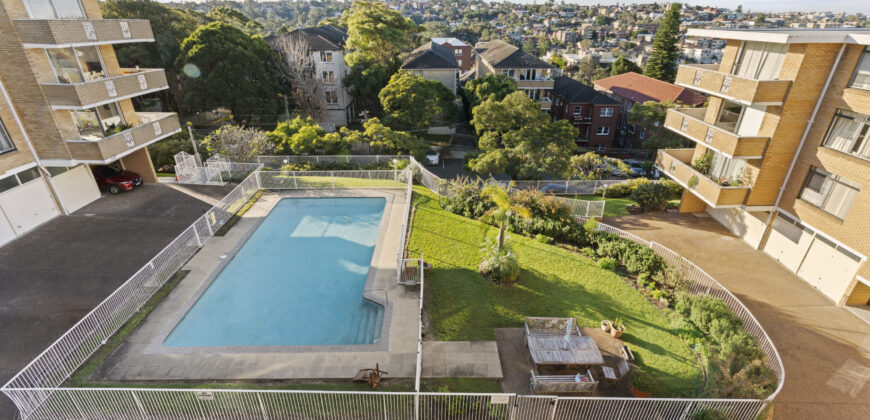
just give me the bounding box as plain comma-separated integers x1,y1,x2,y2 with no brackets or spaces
66,112,180,162
15,19,154,48
664,108,768,159
41,69,169,110
655,148,750,208
674,64,791,106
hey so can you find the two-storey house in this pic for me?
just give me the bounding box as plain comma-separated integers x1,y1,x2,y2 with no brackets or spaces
551,76,620,150
430,37,472,73
472,40,556,110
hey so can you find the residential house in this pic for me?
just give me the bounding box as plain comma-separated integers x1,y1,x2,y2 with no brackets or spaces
430,37,472,73
0,0,180,247
473,40,556,110
551,76,620,151
593,71,705,147
268,25,354,128
658,28,870,306
401,41,459,95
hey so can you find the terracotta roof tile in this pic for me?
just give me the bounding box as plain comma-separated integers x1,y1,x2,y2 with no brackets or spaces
593,72,706,106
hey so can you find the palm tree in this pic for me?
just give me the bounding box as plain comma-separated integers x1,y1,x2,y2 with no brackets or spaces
480,184,532,250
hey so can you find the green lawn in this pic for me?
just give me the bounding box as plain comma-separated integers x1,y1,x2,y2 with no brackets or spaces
574,194,682,218
408,187,702,397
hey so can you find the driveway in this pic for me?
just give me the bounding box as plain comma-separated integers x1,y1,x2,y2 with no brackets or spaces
0,183,232,418
606,212,870,420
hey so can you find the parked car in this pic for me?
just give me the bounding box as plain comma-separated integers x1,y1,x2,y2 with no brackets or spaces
623,159,661,179
425,148,440,166
91,165,143,194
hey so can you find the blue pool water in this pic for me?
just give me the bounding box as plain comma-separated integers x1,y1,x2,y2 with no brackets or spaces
164,197,386,347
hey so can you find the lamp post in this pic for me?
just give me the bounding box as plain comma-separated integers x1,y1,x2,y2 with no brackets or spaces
392,158,398,180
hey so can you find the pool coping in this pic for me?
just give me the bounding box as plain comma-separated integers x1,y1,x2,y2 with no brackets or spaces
144,193,396,355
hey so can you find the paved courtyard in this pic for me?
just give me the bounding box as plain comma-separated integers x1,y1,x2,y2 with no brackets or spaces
0,183,233,418
607,212,870,420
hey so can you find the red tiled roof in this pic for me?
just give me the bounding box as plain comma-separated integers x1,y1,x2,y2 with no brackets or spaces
593,72,706,106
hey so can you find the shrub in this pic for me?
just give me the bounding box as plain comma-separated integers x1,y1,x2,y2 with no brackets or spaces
439,177,493,218
596,177,651,198
598,257,617,270
691,408,728,420
654,266,692,293
692,151,714,174
659,179,684,198
478,239,520,285
535,234,554,244
581,246,597,258
631,182,669,212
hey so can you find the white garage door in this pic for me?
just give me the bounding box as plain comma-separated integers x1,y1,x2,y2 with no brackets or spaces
0,177,59,236
51,165,101,213
797,236,862,302
763,214,814,272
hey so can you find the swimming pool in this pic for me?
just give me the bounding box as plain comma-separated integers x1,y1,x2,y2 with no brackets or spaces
164,197,387,347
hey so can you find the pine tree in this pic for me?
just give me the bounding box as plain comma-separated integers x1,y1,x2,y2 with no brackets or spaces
644,3,681,83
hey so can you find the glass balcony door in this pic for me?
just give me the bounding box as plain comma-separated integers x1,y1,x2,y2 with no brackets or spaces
733,41,787,80
24,0,85,19
46,46,106,84
70,103,126,141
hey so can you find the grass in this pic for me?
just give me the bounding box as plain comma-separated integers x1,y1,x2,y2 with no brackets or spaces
69,270,190,386
157,172,175,178
408,187,702,397
574,194,682,218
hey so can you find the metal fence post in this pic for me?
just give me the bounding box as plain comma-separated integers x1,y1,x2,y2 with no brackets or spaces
192,224,202,248
131,390,148,419
548,397,559,420
331,171,335,189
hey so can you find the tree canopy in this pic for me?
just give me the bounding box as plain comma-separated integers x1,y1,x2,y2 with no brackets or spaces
463,74,518,111
342,118,429,158
644,3,682,82
611,56,643,76
574,57,609,85
268,116,351,155
175,22,288,123
469,92,577,179
628,100,689,151
379,71,456,131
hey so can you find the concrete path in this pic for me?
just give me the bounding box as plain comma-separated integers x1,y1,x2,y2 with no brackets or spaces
606,212,870,420
0,183,232,418
421,341,503,379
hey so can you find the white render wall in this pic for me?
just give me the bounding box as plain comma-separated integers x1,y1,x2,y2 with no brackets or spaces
313,49,352,126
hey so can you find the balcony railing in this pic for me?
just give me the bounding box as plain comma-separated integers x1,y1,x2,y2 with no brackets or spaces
664,108,768,159
674,63,791,105
655,148,750,208
41,68,169,109
15,19,154,48
66,112,180,162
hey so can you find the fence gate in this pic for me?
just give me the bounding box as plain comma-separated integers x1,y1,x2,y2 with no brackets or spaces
174,152,223,185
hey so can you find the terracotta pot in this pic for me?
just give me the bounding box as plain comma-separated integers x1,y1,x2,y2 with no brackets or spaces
601,320,612,332
610,325,625,338
631,387,651,398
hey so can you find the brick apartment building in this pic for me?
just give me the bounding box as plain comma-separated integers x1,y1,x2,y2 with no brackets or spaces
593,71,705,148
551,76,620,150
0,0,179,247
431,37,472,73
658,28,870,307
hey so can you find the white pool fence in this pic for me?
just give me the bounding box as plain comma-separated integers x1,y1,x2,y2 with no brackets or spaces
1,161,784,420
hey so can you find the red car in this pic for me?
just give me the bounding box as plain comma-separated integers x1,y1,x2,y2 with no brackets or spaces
91,165,143,194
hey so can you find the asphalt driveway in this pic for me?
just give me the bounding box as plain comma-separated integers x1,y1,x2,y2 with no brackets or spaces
0,183,232,418
607,212,870,420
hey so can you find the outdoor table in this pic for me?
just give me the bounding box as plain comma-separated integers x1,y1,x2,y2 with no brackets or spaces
527,334,605,367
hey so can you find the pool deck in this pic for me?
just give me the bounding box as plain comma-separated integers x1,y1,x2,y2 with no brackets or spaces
90,189,420,381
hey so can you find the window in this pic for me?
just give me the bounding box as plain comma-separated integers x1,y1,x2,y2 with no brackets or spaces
822,109,870,160
716,100,744,132
596,126,610,136
799,167,860,219
600,107,613,117
319,51,333,62
708,152,747,181
0,117,15,154
321,70,335,84
501,69,516,78
325,90,338,104
24,0,85,19
851,48,870,90
46,46,105,83
46,166,69,177
573,106,583,116
69,102,125,140
627,124,635,134
639,128,645,139
17,167,42,184
733,41,787,80
454,48,462,55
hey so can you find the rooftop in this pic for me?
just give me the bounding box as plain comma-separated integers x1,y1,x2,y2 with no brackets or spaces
401,41,459,70
430,37,470,47
687,28,870,45
476,39,553,69
267,25,347,51
552,76,619,105
593,72,706,106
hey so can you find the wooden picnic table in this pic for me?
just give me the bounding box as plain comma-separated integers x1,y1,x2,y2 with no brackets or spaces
527,334,605,367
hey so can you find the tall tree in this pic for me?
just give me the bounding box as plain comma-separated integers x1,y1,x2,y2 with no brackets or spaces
342,1,419,114
202,125,274,158
267,34,326,121
341,118,428,158
463,73,518,110
469,92,577,179
611,56,643,76
176,22,288,123
268,116,351,155
379,71,456,130
628,100,688,151
574,57,609,85
644,3,682,82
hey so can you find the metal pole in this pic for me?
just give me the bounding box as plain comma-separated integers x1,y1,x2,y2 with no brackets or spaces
187,123,201,163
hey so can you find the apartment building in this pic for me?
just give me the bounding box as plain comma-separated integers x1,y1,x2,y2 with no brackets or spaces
658,28,870,306
593,71,705,148
473,39,556,110
0,0,180,247
268,25,354,128
550,76,619,150
401,41,459,95
430,37,471,73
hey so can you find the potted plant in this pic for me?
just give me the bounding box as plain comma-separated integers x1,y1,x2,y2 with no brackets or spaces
630,369,658,398
611,317,625,338
600,320,612,332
